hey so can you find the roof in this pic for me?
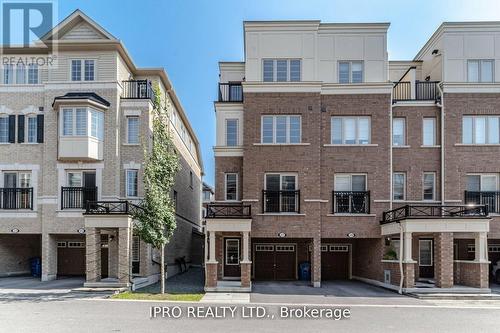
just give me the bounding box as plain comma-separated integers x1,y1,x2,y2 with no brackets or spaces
203,182,214,193
52,92,110,107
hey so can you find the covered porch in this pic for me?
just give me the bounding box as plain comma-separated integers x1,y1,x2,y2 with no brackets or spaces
380,204,491,292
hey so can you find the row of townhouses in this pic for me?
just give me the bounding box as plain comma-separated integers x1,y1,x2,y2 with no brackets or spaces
205,20,500,292
0,10,203,289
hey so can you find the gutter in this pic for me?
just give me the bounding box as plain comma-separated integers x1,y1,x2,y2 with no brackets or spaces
399,224,404,294
437,83,445,205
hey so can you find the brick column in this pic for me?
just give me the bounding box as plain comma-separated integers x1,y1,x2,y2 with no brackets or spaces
205,262,218,288
85,228,101,283
118,227,131,285
108,231,118,278
311,237,321,287
41,233,57,281
435,232,454,288
403,262,415,288
240,262,252,288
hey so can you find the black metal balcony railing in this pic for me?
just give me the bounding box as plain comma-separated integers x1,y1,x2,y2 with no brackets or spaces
381,204,488,224
465,191,500,214
332,191,370,214
218,83,243,102
61,187,98,210
262,190,300,213
122,80,155,101
205,203,252,218
0,188,33,210
84,200,142,215
392,81,439,102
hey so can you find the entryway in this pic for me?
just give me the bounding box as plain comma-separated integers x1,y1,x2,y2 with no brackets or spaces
223,238,241,279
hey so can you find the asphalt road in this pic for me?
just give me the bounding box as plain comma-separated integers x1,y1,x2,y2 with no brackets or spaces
1,297,500,333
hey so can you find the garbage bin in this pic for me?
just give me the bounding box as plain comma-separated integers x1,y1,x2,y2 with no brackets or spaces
298,261,311,281
30,257,41,277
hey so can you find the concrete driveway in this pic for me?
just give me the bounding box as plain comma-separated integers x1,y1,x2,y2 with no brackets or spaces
251,280,424,305
0,276,110,302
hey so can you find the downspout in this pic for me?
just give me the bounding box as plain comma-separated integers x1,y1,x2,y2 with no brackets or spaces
436,83,445,205
399,224,403,294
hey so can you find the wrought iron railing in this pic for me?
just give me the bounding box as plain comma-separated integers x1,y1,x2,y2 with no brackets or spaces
122,80,155,101
332,191,370,214
465,191,500,214
393,81,439,102
84,200,142,215
61,187,97,210
381,204,488,224
0,188,33,210
205,203,251,218
262,190,300,213
218,83,243,102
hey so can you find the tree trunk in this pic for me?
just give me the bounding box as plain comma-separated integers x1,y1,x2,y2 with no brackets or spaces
160,243,165,294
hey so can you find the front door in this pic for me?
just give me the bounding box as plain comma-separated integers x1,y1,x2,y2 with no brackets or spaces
83,172,96,208
224,238,241,278
419,239,434,279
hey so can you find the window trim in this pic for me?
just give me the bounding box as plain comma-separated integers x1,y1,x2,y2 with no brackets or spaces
422,172,436,201
2,63,39,85
338,60,364,84
262,58,302,82
419,239,433,267
125,169,139,198
422,117,437,146
264,173,298,191
224,173,238,202
467,59,494,83
392,117,406,146
25,115,38,144
334,173,367,191
225,239,240,266
462,116,500,144
70,58,97,82
60,106,104,141
225,118,239,146
466,173,499,191
261,115,302,144
126,116,140,144
331,116,371,145
0,115,9,143
393,172,406,201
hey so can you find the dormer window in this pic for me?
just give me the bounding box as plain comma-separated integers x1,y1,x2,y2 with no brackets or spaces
71,59,95,81
60,107,104,140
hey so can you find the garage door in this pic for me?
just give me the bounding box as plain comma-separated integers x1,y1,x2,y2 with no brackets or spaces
57,241,85,276
321,244,349,280
254,244,296,280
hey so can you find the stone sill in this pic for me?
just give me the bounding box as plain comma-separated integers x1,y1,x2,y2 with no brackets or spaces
454,260,490,264
392,145,410,148
256,213,306,216
253,143,311,146
455,143,500,147
327,213,377,217
323,144,378,147
420,145,441,148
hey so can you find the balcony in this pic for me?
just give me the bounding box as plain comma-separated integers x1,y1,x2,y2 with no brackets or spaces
332,191,370,214
218,83,243,102
205,203,251,219
381,204,488,224
61,187,97,210
84,200,142,215
0,188,33,210
465,191,500,214
262,190,300,213
392,81,439,103
122,80,155,101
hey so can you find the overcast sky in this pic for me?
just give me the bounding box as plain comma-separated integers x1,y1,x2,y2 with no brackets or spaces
57,0,500,186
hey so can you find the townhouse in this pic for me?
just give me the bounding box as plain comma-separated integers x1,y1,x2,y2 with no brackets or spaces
205,20,500,292
0,10,203,289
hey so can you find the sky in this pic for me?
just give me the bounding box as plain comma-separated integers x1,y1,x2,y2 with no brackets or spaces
54,0,500,186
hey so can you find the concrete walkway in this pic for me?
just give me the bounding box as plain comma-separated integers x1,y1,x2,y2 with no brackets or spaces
137,266,205,294
201,292,250,303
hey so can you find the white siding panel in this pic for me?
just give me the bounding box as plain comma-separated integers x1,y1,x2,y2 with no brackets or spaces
61,22,106,40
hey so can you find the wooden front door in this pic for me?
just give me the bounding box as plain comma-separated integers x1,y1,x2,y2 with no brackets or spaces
419,239,434,279
223,238,241,278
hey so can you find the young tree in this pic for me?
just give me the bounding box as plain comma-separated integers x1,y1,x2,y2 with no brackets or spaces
133,85,180,294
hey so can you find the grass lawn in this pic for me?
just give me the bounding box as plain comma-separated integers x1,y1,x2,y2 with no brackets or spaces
112,291,204,302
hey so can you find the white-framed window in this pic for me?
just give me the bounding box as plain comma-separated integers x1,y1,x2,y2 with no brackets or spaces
71,59,95,81
225,173,238,201
67,172,82,187
276,245,295,252
462,116,500,144
265,173,297,191
419,239,433,266
393,118,406,146
467,244,476,252
57,241,67,248
60,107,104,140
261,115,301,144
262,59,301,82
321,245,328,252
2,63,39,84
390,239,400,260
27,116,37,143
68,241,85,248
338,61,363,83
132,236,140,262
255,244,274,251
422,118,436,146
3,64,13,84
393,172,406,201
334,174,367,191
467,59,494,83
225,239,240,265
467,174,498,191
225,119,238,146
489,245,500,252
331,116,371,144
16,64,26,84
28,64,39,84
0,116,9,142
330,245,349,252
423,172,436,201
3,171,31,188
126,169,138,197
127,116,139,144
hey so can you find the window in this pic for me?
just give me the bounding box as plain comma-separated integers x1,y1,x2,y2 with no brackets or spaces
3,64,13,84
265,174,297,192
84,60,95,81
338,61,363,83
190,171,193,188
390,239,400,260
467,174,498,191
419,240,433,266
225,239,240,265
422,118,436,146
67,172,82,187
462,116,500,144
334,174,367,191
256,244,274,252
276,245,295,252
71,59,95,81
468,60,494,82
423,172,436,201
261,115,301,144
127,116,139,144
57,242,67,248
331,116,371,144
68,241,85,248
28,64,38,84
27,116,37,143
71,60,82,81
225,173,238,201
203,191,211,201
330,245,349,252
392,118,406,146
2,64,38,84
16,64,26,84
76,108,87,136
61,107,104,140
393,173,406,200
126,170,138,197
225,119,238,146
262,59,301,82
0,116,8,143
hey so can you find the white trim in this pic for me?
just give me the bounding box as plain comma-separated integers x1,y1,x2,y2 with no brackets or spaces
321,83,392,95
242,81,322,93
256,213,306,216
392,145,410,148
422,117,437,146
422,172,436,201
213,146,244,157
419,239,433,267
260,115,302,144
126,115,140,144
393,172,406,201
125,169,139,198
0,212,38,218
330,116,372,145
455,143,500,147
224,173,239,201
304,199,328,203
225,118,239,147
123,109,142,117
338,60,364,84
225,238,240,266
20,105,42,115
123,162,141,170
442,82,500,94
323,143,378,147
241,199,259,202
254,143,310,146
392,101,438,107
69,58,97,82
327,213,377,217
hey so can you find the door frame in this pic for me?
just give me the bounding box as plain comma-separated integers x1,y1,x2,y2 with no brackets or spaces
321,243,352,280
418,238,434,279
222,237,241,280
251,242,298,280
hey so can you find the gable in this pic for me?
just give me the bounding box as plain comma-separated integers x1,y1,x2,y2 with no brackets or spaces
61,21,107,40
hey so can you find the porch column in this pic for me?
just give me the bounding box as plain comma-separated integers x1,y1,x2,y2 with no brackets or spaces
117,227,131,286
85,228,101,283
475,232,488,262
435,232,454,288
209,231,216,262
311,238,321,288
240,231,251,289
41,233,57,281
205,231,218,289
403,232,415,288
108,231,118,278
